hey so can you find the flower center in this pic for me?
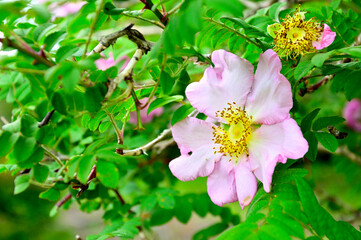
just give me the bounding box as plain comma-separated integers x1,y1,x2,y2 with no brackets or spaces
212,103,253,161
270,8,323,59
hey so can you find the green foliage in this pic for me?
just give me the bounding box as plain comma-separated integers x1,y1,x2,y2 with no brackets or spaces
1,0,361,239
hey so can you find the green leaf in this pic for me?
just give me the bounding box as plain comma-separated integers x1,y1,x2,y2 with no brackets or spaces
258,224,292,240
149,209,173,226
205,0,244,17
33,164,49,183
216,223,258,240
339,46,361,58
84,83,106,113
193,194,210,217
311,51,335,67
268,2,286,21
171,104,194,125
267,215,305,239
141,195,157,211
103,2,125,15
315,132,338,152
96,160,120,189
313,116,344,131
39,188,61,202
147,95,184,115
78,155,95,184
174,196,192,223
14,174,30,194
157,195,175,210
160,71,176,95
301,108,320,133
51,91,67,115
0,131,19,157
20,114,38,137
304,131,318,161
194,223,228,240
2,118,21,132
345,72,361,100
12,137,36,163
55,45,79,63
61,63,81,93
294,61,314,81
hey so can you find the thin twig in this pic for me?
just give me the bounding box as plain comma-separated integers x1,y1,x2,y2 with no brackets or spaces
0,67,46,75
57,193,72,208
299,75,334,96
105,109,123,144
83,0,105,57
41,145,64,167
118,129,172,156
121,12,164,29
318,145,361,166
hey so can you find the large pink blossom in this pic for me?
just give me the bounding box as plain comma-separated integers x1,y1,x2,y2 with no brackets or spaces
129,98,163,124
169,49,308,208
312,24,336,50
50,1,86,18
95,52,130,71
343,99,361,132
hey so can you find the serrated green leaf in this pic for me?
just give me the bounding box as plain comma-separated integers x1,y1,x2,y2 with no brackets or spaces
51,91,67,115
216,223,258,240
20,114,38,137
268,2,286,21
267,215,304,239
313,116,344,131
160,71,175,95
194,222,228,240
141,195,157,211
14,174,30,194
315,132,338,152
12,136,36,163
157,195,175,210
304,131,318,161
149,209,173,226
258,224,292,240
174,196,192,223
55,45,79,63
147,95,183,115
193,194,210,217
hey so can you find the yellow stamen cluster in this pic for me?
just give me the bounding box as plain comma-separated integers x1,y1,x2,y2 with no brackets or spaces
271,8,322,59
212,103,253,161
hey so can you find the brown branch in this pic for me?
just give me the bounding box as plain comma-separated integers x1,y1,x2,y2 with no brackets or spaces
38,109,55,128
299,75,334,96
90,24,152,55
57,193,72,208
140,0,168,26
0,38,54,67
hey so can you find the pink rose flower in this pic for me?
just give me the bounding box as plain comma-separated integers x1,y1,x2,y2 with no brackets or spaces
169,49,308,209
95,52,130,71
343,99,361,132
312,24,337,50
129,98,163,124
51,1,86,18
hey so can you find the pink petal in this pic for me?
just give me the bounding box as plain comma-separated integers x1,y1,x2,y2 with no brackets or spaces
128,98,163,124
207,159,238,206
169,146,217,181
343,99,361,132
248,118,308,192
52,2,86,18
245,49,292,125
312,24,336,50
186,50,254,120
171,117,215,155
234,162,257,209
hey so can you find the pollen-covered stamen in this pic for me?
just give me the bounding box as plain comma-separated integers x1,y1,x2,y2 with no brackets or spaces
272,7,323,59
212,103,253,161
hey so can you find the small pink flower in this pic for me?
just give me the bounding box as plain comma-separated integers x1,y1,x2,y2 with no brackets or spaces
312,24,336,50
51,1,86,18
343,99,361,132
129,98,163,124
169,50,308,209
95,52,130,71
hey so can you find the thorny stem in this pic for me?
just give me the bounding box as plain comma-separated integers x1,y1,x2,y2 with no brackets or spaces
140,0,168,26
83,0,105,57
0,37,54,67
205,18,262,49
299,75,334,96
41,145,64,167
38,109,55,128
